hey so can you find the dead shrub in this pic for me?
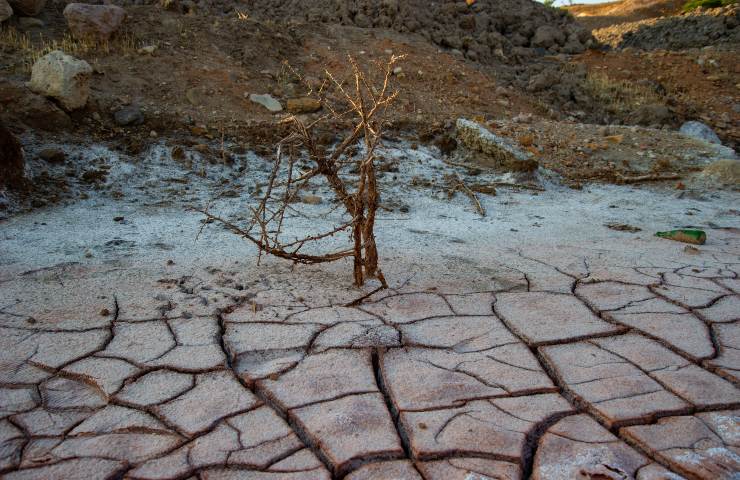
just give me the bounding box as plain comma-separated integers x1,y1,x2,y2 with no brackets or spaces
196,55,404,294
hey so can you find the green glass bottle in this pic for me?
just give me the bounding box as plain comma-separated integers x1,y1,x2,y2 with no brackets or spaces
655,229,706,245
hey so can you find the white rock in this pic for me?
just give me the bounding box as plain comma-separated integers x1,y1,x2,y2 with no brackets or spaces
680,121,721,145
249,93,282,112
28,50,92,111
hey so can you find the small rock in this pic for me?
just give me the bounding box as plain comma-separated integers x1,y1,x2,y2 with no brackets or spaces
114,105,144,126
249,93,282,112
137,45,157,55
392,67,403,75
679,121,721,145
38,147,65,164
149,130,157,138
699,159,740,186
113,216,124,222
28,51,92,111
7,0,45,16
300,195,322,205
63,3,126,41
286,97,321,114
0,123,24,188
531,25,565,49
1,0,13,22
99,308,110,316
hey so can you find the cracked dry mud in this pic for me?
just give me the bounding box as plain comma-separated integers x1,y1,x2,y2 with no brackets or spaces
1,237,739,480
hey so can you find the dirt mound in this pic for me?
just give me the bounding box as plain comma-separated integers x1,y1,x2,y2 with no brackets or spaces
238,0,592,62
567,0,684,30
594,4,740,49
0,124,24,189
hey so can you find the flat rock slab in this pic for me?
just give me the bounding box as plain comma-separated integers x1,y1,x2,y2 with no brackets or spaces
494,291,622,345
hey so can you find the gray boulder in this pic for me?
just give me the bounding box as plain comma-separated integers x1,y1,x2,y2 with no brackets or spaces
249,93,282,113
531,25,565,49
28,51,93,111
63,3,126,41
114,105,144,126
679,121,721,145
1,0,12,22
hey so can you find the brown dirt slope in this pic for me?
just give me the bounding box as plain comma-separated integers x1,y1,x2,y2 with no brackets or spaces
567,0,685,30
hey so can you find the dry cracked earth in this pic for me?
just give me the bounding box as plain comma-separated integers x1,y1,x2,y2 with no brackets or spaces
1,238,739,480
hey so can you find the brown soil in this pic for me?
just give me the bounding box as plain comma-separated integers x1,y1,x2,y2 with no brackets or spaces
0,0,738,211
567,0,685,30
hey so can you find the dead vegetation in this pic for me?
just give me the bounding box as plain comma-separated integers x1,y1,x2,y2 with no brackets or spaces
581,70,664,116
196,55,404,291
0,25,139,73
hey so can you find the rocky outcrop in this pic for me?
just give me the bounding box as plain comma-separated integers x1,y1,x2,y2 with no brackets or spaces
680,121,722,145
28,51,93,111
0,124,24,188
7,0,45,16
456,118,538,172
63,3,127,41
242,0,592,62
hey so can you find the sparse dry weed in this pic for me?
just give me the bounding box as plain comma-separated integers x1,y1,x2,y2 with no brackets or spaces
0,25,139,73
582,70,664,115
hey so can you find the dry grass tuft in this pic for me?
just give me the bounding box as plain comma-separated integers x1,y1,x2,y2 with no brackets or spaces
0,25,139,73
582,71,664,115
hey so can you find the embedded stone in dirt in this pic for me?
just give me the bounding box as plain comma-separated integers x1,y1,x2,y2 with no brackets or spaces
291,393,404,476
6,0,44,16
456,119,538,172
494,291,621,345
286,97,322,114
0,0,12,23
0,124,24,188
63,3,127,42
531,414,649,480
28,51,93,111
114,105,145,126
250,93,283,112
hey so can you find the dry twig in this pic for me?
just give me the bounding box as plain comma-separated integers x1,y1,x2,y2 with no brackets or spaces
196,55,405,291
